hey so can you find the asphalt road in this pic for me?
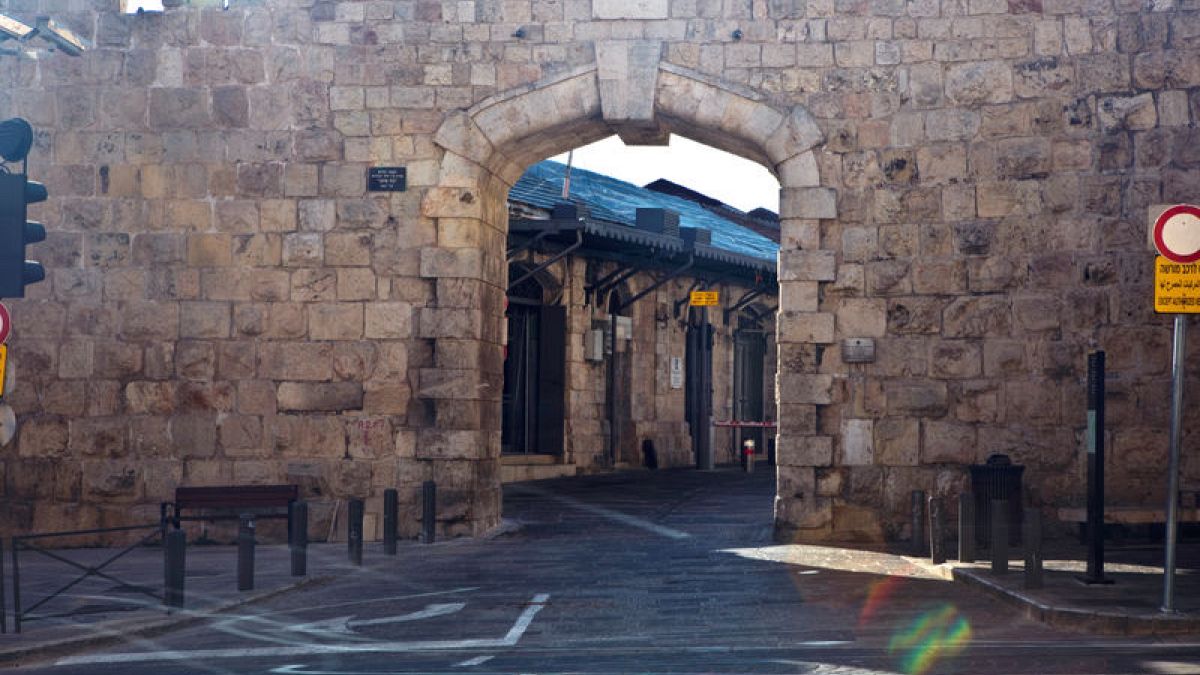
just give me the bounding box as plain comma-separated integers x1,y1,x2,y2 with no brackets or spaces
16,468,1200,674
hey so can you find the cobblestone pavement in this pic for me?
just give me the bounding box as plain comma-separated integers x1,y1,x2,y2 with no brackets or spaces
10,467,1200,674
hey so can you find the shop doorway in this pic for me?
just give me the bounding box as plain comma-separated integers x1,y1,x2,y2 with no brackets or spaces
502,267,566,456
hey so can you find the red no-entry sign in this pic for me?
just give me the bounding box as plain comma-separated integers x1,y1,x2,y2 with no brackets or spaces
0,302,11,345
1153,204,1200,263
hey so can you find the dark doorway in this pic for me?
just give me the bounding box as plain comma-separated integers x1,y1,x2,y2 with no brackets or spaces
607,289,635,465
502,268,566,456
685,308,714,468
734,314,767,458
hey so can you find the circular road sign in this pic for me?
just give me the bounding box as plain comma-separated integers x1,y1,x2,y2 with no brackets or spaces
1153,204,1200,263
0,303,10,344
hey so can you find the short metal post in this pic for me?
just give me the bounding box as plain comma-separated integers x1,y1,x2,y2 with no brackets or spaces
1024,508,1043,589
991,499,1008,575
12,539,21,634
237,515,255,591
1084,350,1108,585
422,481,436,544
383,489,398,556
348,498,364,566
290,501,307,577
164,529,186,608
929,497,946,565
911,491,926,557
742,438,755,474
0,538,6,634
959,493,976,563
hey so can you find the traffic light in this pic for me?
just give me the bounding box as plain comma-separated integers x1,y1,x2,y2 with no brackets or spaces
0,118,45,298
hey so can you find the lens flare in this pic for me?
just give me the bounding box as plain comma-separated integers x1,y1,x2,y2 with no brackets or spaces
858,575,905,629
886,604,972,675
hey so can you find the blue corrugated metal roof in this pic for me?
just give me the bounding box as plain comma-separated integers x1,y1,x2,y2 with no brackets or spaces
509,160,779,263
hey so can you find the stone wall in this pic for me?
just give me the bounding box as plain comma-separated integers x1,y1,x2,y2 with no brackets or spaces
0,0,1192,543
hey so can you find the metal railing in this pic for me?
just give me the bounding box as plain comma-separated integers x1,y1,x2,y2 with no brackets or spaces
9,523,163,634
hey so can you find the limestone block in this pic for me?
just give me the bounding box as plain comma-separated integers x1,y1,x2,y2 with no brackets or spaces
82,460,142,503
929,340,982,378
945,61,1013,105
983,340,1027,377
778,373,835,404
595,41,661,128
777,311,836,344
942,295,1011,338
910,258,966,295
218,414,264,451
333,269,374,301
291,269,338,302
187,234,232,267
884,379,947,415
766,107,825,166
1005,378,1060,424
836,298,886,338
299,199,336,231
170,414,218,458
1098,93,1157,132
593,0,668,19
776,151,819,187
780,216,818,250
866,260,911,296
779,281,819,313
840,419,874,465
874,418,919,466
149,88,211,129
778,249,837,281
309,303,364,340
419,247,484,279
364,383,412,415
777,404,818,435
776,435,833,466
125,381,177,415
119,302,180,341
258,342,334,381
924,109,979,142
180,302,232,339
921,420,976,463
277,382,364,412
874,338,930,377
955,380,1001,424
1012,56,1074,99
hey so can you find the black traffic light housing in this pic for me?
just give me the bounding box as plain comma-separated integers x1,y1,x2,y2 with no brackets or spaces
0,117,46,298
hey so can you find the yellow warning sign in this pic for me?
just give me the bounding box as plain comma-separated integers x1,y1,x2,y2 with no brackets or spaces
1155,256,1200,313
0,344,9,398
690,291,719,307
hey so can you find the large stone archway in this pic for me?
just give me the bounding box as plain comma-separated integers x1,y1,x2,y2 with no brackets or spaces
424,47,839,539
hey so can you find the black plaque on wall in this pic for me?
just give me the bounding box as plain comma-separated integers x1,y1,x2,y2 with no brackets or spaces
367,167,407,192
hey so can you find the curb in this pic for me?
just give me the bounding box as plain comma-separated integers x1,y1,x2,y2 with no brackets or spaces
949,566,1200,637
0,574,335,668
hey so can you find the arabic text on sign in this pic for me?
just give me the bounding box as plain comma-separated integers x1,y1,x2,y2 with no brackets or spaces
690,291,719,306
1154,255,1200,314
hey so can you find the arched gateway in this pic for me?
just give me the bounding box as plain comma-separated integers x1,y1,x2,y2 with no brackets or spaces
423,53,837,539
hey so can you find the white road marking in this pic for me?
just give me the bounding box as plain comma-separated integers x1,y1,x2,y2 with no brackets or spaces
57,594,550,666
454,655,495,667
512,485,690,540
288,603,466,636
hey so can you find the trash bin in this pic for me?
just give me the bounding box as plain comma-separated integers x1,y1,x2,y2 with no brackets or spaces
970,454,1024,547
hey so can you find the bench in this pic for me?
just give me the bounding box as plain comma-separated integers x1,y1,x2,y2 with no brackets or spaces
162,485,299,536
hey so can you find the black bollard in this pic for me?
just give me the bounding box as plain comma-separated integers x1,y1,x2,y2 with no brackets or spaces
1083,350,1109,584
422,481,436,544
348,499,364,566
383,489,398,556
991,499,1008,575
238,515,255,591
1024,508,1043,589
929,497,947,565
911,491,927,557
959,493,976,563
164,529,186,608
290,501,307,577
1,538,6,634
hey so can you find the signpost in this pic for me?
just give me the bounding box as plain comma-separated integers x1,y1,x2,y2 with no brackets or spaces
1151,204,1200,613
690,290,718,306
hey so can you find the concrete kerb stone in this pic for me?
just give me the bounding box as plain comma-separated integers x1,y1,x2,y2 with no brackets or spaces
901,557,1200,637
0,574,336,668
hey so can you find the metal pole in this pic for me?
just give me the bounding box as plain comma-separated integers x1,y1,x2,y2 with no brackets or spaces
699,308,714,471
1024,508,1043,590
911,491,926,557
422,481,436,544
290,501,307,577
0,538,6,634
237,515,255,591
164,529,186,608
383,489,398,556
929,496,946,565
1163,315,1187,612
743,438,755,474
607,310,618,467
959,493,976,563
12,539,20,634
348,498,364,566
991,499,1008,575
1083,350,1108,584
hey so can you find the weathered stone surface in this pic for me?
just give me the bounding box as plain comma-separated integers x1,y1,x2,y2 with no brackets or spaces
277,382,364,412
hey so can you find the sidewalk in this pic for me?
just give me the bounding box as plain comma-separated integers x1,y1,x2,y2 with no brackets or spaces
942,541,1200,636
0,541,395,667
